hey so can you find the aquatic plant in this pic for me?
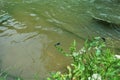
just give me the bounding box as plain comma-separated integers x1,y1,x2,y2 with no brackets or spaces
47,37,120,80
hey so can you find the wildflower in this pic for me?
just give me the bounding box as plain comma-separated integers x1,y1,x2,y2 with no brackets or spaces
88,73,102,80
79,47,86,54
115,55,120,59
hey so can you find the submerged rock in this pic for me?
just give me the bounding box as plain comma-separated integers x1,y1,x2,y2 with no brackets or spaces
0,13,27,29
88,0,120,25
0,13,11,23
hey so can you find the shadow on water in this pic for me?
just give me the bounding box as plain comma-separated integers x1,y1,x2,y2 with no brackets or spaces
0,0,120,80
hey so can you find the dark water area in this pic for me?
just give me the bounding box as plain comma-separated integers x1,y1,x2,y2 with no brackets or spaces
0,0,120,80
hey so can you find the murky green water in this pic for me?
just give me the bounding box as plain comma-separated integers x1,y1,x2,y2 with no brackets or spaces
0,0,120,80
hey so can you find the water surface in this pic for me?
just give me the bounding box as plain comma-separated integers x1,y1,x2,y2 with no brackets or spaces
0,0,120,80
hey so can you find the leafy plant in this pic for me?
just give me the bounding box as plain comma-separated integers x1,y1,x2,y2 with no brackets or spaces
47,37,120,80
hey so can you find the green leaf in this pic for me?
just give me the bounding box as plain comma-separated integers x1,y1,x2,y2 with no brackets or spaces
96,49,101,56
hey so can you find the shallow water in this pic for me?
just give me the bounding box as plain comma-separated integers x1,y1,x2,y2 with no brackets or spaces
0,0,120,80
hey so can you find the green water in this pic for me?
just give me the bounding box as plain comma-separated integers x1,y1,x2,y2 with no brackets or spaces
0,0,120,80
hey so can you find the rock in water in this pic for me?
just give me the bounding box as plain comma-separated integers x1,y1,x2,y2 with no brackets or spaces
88,0,120,25
0,13,11,23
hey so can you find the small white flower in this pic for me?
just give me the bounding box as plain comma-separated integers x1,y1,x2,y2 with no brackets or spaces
79,47,86,54
92,74,101,80
88,73,102,80
88,77,91,80
115,55,120,59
